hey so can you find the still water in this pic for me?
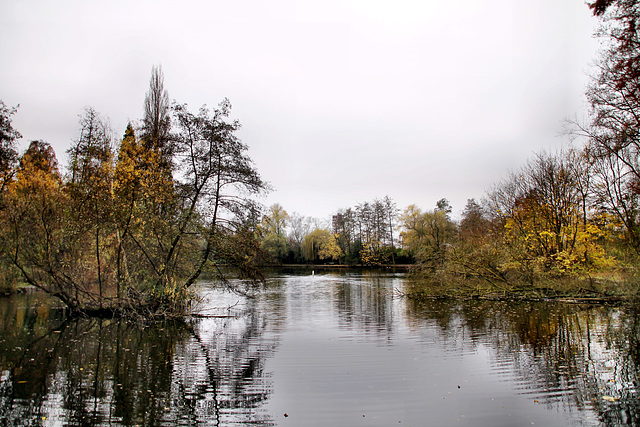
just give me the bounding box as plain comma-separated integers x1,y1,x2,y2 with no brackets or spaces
0,270,639,426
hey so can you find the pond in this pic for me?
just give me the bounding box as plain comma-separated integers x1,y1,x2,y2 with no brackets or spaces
0,270,639,426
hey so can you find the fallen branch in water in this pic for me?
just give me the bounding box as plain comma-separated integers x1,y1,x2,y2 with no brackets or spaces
189,299,243,318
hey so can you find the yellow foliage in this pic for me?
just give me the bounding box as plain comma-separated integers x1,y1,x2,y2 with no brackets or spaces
502,198,615,273
303,228,342,262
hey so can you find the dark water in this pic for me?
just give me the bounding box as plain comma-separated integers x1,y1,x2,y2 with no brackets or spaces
1,271,639,426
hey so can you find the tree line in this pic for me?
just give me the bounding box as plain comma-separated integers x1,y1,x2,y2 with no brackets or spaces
257,196,406,266
0,66,267,317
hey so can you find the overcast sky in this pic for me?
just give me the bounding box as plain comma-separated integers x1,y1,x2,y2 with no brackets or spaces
1,0,600,220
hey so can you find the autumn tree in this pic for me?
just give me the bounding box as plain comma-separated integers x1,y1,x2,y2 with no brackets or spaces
4,102,265,316
113,122,176,301
303,228,342,263
399,202,456,271
259,203,289,262
488,150,611,275
102,98,266,312
0,73,267,316
1,141,81,307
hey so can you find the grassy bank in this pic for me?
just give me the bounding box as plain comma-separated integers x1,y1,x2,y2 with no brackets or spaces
401,268,639,305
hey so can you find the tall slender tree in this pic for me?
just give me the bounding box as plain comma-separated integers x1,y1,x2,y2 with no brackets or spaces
142,65,172,169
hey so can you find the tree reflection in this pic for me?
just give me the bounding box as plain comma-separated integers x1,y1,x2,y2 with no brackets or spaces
333,271,397,339
0,290,281,426
405,297,640,426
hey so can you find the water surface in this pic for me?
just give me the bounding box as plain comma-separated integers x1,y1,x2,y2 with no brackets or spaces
1,270,638,426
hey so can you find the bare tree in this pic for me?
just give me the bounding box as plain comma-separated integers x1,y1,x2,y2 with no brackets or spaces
67,107,112,185
574,0,640,251
288,213,313,262
66,107,114,305
172,100,266,288
142,65,172,167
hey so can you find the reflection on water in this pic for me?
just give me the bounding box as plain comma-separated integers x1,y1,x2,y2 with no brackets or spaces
0,271,639,426
0,289,282,426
